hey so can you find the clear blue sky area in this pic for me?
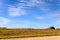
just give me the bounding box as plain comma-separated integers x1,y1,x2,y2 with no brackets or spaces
0,0,60,28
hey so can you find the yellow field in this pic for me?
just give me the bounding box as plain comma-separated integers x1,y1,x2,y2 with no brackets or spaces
0,28,60,39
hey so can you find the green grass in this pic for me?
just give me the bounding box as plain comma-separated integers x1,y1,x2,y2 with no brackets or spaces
0,28,60,39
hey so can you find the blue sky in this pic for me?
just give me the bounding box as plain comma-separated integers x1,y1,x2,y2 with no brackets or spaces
0,0,60,28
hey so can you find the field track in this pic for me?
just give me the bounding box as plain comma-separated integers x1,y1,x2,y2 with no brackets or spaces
1,36,60,40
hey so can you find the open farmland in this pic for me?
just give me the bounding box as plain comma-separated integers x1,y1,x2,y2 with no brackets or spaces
0,28,60,39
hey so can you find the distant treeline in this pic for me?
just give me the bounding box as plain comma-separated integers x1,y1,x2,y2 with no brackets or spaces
0,26,60,30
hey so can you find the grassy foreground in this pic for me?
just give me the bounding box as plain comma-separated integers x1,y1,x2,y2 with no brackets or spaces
0,28,60,39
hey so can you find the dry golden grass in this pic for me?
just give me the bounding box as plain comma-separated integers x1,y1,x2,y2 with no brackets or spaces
0,28,60,39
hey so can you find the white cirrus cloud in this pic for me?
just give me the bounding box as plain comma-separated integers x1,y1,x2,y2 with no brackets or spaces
47,10,60,18
0,17,10,25
18,0,46,7
18,0,60,12
35,10,60,20
8,5,27,17
36,16,45,19
8,0,50,17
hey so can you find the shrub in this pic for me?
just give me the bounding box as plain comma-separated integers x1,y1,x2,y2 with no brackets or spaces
49,26,55,29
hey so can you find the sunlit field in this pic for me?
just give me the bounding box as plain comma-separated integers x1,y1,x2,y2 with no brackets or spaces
0,28,60,39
